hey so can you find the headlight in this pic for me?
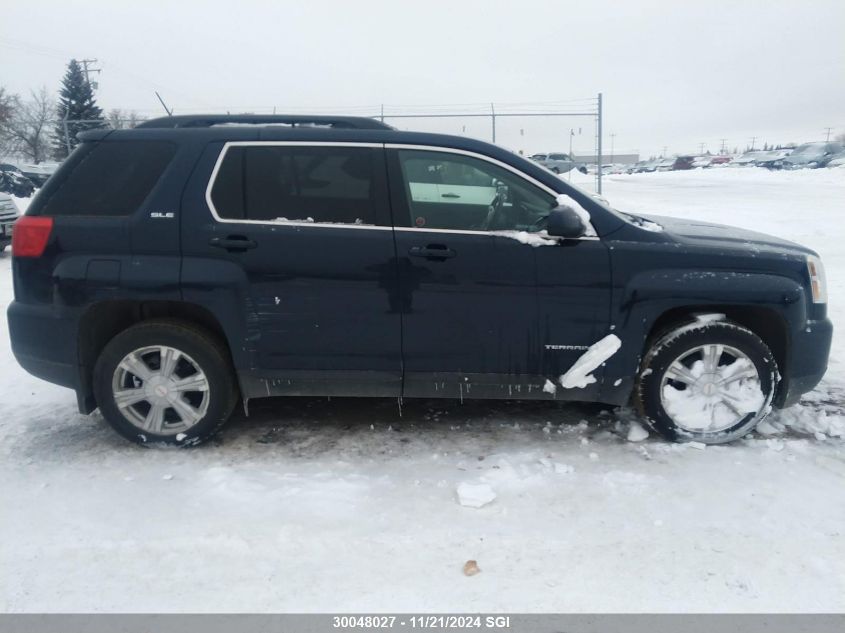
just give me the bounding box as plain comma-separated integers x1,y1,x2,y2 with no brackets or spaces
806,255,827,304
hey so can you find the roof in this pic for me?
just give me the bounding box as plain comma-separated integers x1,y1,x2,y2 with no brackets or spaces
135,114,393,130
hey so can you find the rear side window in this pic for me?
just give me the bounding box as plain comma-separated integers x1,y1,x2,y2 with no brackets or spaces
210,145,378,225
29,141,175,217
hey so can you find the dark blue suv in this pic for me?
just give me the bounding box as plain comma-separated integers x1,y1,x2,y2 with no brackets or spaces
7,115,832,446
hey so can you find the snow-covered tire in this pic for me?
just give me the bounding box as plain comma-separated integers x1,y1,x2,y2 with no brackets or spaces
93,320,238,447
635,318,778,444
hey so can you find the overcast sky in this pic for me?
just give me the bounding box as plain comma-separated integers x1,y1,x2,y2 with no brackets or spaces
2,0,843,158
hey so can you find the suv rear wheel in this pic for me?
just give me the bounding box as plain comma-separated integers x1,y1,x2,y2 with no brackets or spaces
636,318,778,444
93,320,238,446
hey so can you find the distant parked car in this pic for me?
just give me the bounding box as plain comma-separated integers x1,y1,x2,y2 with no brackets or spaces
826,150,845,168
781,142,844,169
530,152,586,174
671,156,696,170
730,151,762,167
656,158,675,172
629,159,660,173
752,149,792,169
709,155,732,166
14,162,57,187
0,164,35,198
0,192,20,251
691,156,713,168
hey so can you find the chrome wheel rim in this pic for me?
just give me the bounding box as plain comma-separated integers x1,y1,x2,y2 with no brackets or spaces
659,343,765,434
111,345,210,435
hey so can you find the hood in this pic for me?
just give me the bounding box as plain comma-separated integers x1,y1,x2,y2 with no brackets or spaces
637,214,814,255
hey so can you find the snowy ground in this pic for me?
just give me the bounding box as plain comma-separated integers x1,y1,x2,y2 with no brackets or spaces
1,168,844,613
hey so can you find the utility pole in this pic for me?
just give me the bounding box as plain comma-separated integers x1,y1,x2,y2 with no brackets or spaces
698,142,706,154
80,58,101,90
596,92,603,195
749,136,757,150
662,145,668,157
824,127,832,142
720,138,727,154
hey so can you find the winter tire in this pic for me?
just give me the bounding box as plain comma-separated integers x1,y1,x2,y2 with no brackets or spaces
93,320,238,446
636,317,778,444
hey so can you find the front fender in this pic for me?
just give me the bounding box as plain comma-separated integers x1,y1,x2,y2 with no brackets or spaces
598,269,807,405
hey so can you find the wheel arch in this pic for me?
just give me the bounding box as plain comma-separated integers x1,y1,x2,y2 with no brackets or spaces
644,305,789,380
77,300,234,413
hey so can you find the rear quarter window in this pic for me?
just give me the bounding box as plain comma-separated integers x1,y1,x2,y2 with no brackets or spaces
28,141,176,217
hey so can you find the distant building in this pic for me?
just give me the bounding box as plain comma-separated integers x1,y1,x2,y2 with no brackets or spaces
573,152,639,165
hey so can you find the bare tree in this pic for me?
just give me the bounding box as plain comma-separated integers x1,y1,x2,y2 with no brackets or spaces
0,86,20,157
0,87,16,125
0,87,55,164
107,108,146,129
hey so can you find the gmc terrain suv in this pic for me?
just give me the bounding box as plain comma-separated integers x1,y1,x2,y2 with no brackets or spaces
8,115,832,446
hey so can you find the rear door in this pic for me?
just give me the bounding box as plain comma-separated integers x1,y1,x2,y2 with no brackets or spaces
180,141,402,399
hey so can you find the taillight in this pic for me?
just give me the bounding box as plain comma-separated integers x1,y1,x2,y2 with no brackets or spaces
12,216,53,258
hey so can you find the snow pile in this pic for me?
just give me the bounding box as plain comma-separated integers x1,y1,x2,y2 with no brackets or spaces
542,379,557,395
559,334,622,389
455,482,496,508
626,420,650,442
494,230,558,247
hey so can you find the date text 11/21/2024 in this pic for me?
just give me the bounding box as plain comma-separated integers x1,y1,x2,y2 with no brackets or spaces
332,615,512,629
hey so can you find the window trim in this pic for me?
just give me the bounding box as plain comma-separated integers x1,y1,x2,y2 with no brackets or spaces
386,144,598,238
204,141,392,231
204,141,598,238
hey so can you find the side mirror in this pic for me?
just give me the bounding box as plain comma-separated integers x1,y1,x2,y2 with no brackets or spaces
547,205,587,238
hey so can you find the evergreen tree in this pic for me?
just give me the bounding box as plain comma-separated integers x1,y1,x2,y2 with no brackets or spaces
52,59,105,160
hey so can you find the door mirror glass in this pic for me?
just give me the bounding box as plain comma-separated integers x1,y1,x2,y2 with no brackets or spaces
546,205,587,238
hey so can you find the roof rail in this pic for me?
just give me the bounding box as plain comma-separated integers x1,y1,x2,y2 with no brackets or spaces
136,114,393,130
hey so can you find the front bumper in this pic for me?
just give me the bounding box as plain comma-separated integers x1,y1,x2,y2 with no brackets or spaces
776,317,833,407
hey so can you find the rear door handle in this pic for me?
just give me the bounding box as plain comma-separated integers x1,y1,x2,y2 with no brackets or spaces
441,192,460,199
409,244,456,260
209,235,258,252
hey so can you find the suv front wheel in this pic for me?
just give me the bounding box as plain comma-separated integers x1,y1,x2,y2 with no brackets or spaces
636,318,778,444
93,320,238,446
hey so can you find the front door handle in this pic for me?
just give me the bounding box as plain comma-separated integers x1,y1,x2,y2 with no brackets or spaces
209,235,258,252
409,244,456,260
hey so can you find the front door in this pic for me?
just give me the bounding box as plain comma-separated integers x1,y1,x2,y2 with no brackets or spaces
181,141,402,398
388,147,546,399
387,146,612,400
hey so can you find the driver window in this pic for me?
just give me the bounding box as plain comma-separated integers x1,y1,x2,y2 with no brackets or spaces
397,149,555,232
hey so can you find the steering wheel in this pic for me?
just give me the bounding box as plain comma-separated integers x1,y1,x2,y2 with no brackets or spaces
480,193,506,231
